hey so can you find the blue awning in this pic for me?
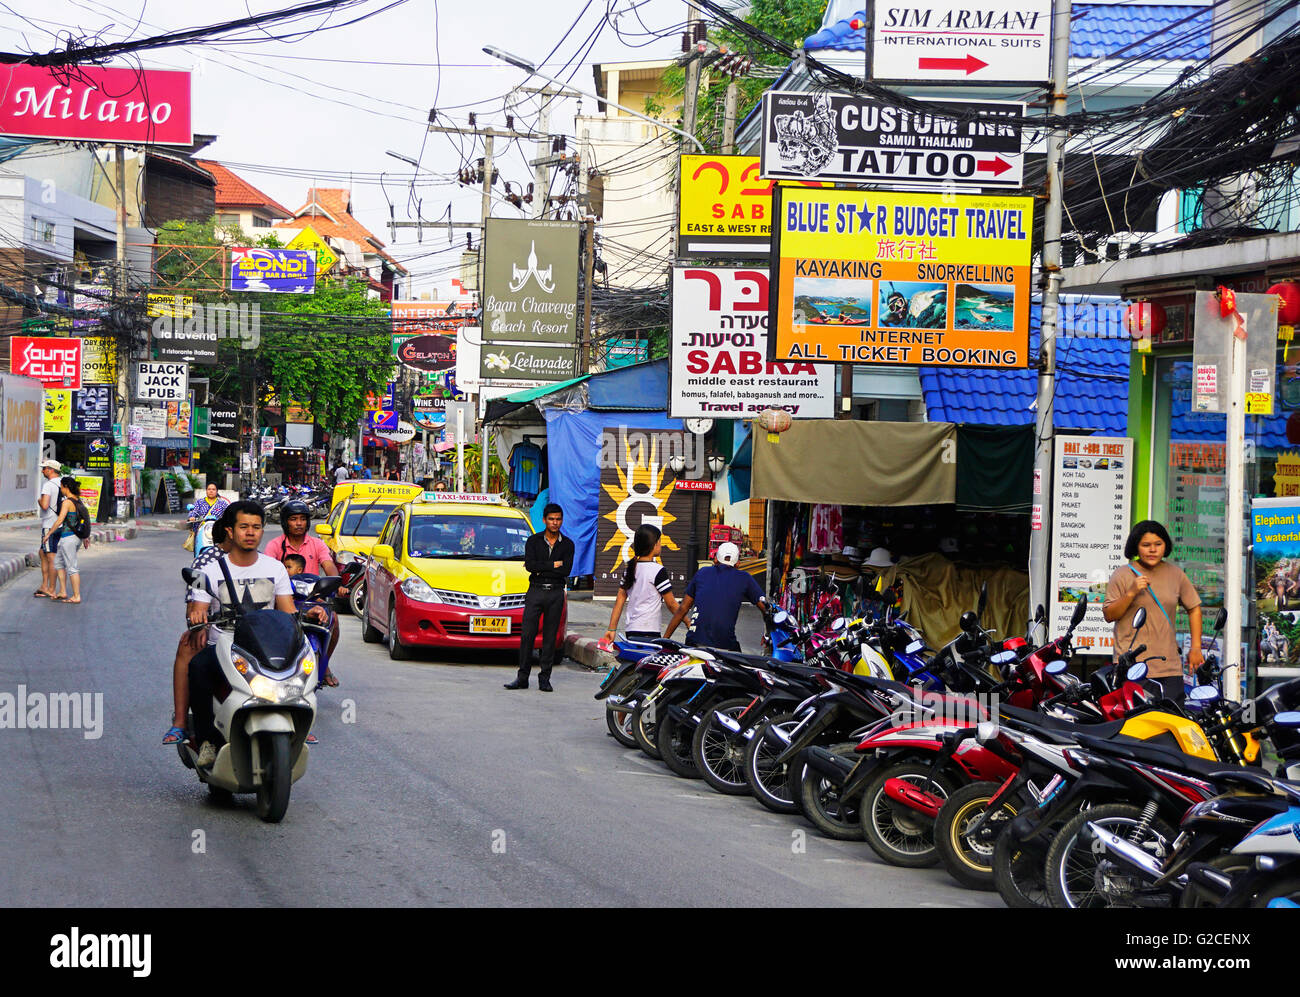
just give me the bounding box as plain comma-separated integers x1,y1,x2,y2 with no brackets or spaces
587,357,670,411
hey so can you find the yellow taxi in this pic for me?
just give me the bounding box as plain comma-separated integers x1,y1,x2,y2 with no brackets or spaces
315,480,424,615
359,492,565,660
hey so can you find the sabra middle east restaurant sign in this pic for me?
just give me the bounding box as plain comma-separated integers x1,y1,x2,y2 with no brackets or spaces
0,65,191,145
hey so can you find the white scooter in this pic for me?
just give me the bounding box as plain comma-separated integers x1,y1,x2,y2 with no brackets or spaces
178,566,342,822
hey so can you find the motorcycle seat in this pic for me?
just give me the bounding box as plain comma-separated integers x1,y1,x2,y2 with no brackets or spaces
708,648,783,669
997,703,1126,742
1072,731,1226,777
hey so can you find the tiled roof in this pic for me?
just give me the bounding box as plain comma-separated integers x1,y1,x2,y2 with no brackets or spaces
193,160,290,217
276,186,407,274
805,5,1212,60
919,320,1130,432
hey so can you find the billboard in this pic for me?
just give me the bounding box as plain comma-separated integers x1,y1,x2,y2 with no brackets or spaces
480,344,578,382
43,389,72,433
1253,497,1300,675
79,336,116,385
770,186,1033,368
285,227,337,275
760,92,1024,188
72,385,113,434
135,362,188,403
482,218,580,345
230,247,316,294
11,336,81,389
671,267,834,419
678,155,774,259
0,372,43,515
394,335,457,372
0,65,191,145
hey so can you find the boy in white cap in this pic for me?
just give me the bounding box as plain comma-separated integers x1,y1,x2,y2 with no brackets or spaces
34,459,63,598
663,541,767,652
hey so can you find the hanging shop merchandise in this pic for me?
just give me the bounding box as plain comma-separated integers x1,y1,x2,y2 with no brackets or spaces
670,267,835,419
769,186,1033,368
760,92,1024,188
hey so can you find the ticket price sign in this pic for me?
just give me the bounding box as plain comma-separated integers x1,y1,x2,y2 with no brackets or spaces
1048,436,1133,654
769,186,1033,369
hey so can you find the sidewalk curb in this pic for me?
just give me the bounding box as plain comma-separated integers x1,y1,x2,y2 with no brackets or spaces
563,633,614,672
0,522,140,594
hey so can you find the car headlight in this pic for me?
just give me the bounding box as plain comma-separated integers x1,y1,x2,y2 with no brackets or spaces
402,577,441,603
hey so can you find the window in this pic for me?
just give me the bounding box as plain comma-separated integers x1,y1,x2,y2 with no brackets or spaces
30,216,55,244
252,216,272,228
215,214,239,228
406,514,529,560
341,501,402,538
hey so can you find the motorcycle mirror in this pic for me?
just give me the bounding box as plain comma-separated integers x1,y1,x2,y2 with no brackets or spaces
1274,711,1300,728
1131,607,1147,632
1069,596,1088,629
1045,659,1069,676
831,617,847,633
959,610,980,635
772,610,790,627
1214,606,1228,632
1188,685,1220,703
977,582,988,619
313,576,343,598
991,650,1016,665
976,720,1000,744
1126,661,1148,683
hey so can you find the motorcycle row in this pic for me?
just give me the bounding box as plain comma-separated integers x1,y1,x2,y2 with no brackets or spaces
241,482,332,518
595,589,1300,908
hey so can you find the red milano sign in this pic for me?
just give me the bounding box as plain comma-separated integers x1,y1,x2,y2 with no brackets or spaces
11,336,82,389
0,65,191,145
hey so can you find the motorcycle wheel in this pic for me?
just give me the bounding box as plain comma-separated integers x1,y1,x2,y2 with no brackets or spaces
860,761,957,868
348,580,366,619
935,781,1017,890
744,714,800,814
253,732,292,823
387,601,411,661
1045,803,1175,908
605,704,638,748
692,697,754,795
797,742,865,840
631,702,662,760
656,710,701,779
993,825,1052,909
1179,853,1256,908
1250,876,1300,908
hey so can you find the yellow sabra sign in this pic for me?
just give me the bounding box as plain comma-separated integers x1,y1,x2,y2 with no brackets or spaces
679,155,773,241
772,187,1034,368
79,336,117,385
1246,392,1272,415
286,227,338,276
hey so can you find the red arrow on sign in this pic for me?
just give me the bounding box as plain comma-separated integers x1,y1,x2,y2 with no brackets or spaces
976,156,1014,177
918,54,989,75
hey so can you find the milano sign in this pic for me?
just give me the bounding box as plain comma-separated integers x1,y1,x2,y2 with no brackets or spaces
0,65,191,145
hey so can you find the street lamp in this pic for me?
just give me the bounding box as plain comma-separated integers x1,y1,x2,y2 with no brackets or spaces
483,45,706,154
386,150,422,169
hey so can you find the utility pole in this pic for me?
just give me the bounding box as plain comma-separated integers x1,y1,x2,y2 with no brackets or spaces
722,82,739,154
1027,0,1073,620
113,145,129,517
682,3,702,140
581,218,596,372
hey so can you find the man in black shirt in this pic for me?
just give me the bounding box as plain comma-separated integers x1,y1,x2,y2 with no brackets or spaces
506,503,573,692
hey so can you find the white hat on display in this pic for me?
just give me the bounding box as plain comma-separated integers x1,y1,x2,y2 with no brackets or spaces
716,542,740,566
863,547,895,568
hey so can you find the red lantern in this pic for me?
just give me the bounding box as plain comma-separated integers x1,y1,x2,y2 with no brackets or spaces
1124,300,1166,339
1269,282,1300,326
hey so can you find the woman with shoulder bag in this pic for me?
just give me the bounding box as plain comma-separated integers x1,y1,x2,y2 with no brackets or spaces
43,477,91,604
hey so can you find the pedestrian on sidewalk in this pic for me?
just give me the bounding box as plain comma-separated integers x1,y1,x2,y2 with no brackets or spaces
603,524,679,643
506,503,573,692
44,477,90,603
663,542,768,652
34,459,62,598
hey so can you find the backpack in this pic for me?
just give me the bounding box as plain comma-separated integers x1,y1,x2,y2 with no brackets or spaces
71,500,92,540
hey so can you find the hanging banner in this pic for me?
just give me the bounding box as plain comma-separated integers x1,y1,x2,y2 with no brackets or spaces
760,92,1024,188
670,267,834,419
113,446,132,497
229,247,316,294
72,385,113,434
79,336,117,385
482,218,580,345
146,293,194,318
0,373,43,515
11,336,82,389
85,435,113,471
166,398,192,440
395,334,457,372
1048,436,1134,655
594,427,696,599
1253,497,1300,675
134,361,188,402
770,186,1033,368
0,65,192,145
480,343,578,382
43,389,72,433
74,475,102,520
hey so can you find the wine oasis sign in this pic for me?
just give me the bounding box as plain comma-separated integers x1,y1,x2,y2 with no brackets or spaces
0,65,191,145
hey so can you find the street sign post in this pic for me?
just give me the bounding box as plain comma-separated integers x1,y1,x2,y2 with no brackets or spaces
868,0,1054,85
761,92,1024,189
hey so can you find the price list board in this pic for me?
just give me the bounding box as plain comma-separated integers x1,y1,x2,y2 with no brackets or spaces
1049,436,1134,654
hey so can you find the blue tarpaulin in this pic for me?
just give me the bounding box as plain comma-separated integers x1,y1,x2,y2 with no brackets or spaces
544,409,683,576
586,358,670,411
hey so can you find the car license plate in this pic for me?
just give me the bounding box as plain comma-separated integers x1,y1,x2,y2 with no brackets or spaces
470,616,510,634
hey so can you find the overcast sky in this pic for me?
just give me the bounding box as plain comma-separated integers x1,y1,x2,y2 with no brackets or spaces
0,0,696,296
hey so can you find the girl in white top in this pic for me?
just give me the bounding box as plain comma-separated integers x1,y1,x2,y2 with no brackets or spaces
604,524,680,641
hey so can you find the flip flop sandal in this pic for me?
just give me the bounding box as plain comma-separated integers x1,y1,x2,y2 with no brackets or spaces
162,726,187,744
51,595,66,601
305,733,319,744
33,590,51,598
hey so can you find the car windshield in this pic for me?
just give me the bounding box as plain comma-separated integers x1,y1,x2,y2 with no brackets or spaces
342,502,401,537
407,514,530,560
